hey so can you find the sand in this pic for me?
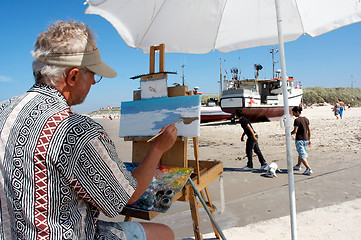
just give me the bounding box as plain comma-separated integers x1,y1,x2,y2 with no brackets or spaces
95,104,361,240
199,198,361,240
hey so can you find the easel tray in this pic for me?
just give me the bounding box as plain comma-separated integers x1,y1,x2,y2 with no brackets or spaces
120,160,223,220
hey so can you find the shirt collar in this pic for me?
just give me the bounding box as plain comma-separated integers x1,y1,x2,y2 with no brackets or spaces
27,84,69,106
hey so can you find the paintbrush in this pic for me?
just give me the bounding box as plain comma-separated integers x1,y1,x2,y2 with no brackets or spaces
147,116,199,142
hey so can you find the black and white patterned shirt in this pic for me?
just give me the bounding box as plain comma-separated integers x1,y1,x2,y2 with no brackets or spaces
0,84,137,240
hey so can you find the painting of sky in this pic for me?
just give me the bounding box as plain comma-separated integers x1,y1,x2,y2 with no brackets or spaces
119,95,201,137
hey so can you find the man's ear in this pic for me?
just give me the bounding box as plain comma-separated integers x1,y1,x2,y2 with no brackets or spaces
65,68,80,87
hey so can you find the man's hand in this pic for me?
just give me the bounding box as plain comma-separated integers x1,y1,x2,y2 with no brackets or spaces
128,123,177,205
153,123,177,153
241,132,246,141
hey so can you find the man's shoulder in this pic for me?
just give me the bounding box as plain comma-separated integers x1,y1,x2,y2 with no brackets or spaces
297,116,309,124
240,117,250,125
66,114,104,133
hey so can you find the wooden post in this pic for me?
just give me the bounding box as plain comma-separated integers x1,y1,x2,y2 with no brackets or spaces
199,190,218,232
159,43,165,72
193,137,201,184
204,187,221,239
149,44,165,74
149,46,156,74
189,188,203,240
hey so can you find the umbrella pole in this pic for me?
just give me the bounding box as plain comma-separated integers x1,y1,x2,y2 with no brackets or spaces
275,0,298,239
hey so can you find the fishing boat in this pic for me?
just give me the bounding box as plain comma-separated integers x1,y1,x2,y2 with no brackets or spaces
201,106,232,123
220,50,303,121
191,87,231,123
201,98,231,123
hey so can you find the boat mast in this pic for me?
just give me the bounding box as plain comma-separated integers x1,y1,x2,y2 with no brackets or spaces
238,57,241,80
181,64,185,86
270,46,278,79
219,57,223,93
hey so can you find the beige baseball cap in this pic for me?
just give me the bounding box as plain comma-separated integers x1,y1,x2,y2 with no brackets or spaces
37,49,117,78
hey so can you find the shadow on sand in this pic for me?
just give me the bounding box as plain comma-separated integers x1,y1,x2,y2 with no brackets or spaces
201,116,273,127
200,121,235,127
223,167,290,178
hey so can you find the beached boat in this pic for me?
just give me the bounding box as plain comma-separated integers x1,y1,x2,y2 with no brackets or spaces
220,77,303,121
196,94,231,123
201,105,231,123
220,54,303,121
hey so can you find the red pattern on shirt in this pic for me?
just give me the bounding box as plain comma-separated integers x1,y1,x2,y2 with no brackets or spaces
33,109,72,239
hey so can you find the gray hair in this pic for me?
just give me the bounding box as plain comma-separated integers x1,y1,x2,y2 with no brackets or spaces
32,20,97,87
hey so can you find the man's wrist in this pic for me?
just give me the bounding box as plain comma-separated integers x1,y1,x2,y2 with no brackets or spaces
150,143,166,157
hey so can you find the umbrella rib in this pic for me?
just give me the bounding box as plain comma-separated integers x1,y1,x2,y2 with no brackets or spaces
212,0,228,51
137,0,168,49
294,0,306,34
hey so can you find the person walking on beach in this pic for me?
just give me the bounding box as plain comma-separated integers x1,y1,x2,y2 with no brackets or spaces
235,109,268,170
291,106,313,175
0,20,177,240
339,98,345,119
333,99,341,119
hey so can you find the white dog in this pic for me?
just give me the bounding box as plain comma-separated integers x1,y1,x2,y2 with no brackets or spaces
266,162,282,177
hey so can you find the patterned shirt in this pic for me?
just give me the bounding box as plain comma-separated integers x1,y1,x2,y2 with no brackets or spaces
0,84,137,240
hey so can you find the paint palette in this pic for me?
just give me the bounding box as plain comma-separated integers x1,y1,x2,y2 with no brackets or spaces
124,162,193,212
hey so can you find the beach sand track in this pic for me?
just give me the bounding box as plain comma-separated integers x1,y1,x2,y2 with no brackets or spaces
95,105,361,239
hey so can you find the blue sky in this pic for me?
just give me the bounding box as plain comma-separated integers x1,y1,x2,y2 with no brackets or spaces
1,1,360,113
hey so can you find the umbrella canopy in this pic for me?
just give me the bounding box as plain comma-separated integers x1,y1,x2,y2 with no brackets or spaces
85,1,361,239
85,0,361,53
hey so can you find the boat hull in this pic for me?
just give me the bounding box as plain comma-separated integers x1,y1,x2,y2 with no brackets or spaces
220,87,303,121
221,106,294,122
201,106,231,123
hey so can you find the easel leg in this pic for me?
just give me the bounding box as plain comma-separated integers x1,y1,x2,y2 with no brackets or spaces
188,178,227,240
193,137,201,184
203,188,221,239
189,188,203,240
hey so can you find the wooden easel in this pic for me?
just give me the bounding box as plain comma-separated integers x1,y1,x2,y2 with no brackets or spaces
122,44,223,240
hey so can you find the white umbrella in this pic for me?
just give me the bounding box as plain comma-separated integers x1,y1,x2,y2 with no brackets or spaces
85,1,361,239
85,0,361,54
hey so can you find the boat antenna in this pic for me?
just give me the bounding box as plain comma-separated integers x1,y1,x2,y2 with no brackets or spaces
238,56,241,80
181,64,185,86
270,46,279,79
219,57,224,94
351,75,358,89
254,64,263,79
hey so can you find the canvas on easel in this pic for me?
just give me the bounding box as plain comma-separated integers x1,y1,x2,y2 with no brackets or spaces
119,95,201,137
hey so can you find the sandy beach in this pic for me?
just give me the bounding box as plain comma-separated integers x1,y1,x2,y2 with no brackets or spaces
96,104,361,239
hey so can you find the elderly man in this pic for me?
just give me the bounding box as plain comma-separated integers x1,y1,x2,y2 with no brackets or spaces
0,20,177,240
